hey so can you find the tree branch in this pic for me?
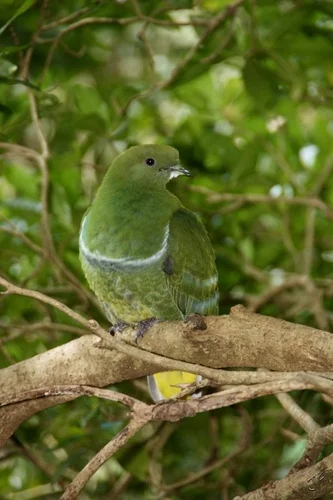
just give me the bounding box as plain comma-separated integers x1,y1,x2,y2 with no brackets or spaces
61,417,148,499
188,187,333,222
235,451,333,499
1,300,333,444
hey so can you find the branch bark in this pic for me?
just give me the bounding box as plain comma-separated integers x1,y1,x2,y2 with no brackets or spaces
236,451,333,499
1,304,333,445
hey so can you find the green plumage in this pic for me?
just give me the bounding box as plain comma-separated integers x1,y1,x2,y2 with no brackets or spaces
79,144,219,401
166,208,219,317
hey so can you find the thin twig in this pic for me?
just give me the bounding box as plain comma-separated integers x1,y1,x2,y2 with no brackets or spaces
1,321,88,342
21,0,50,79
0,225,44,256
27,91,53,264
159,0,245,90
0,385,139,409
41,6,93,31
0,140,97,305
132,0,156,75
248,275,309,312
302,207,316,276
188,186,333,221
276,393,319,433
311,152,333,196
163,407,251,492
39,13,210,82
61,417,148,499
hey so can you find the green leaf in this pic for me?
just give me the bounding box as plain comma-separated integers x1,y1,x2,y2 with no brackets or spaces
0,76,40,89
243,57,280,108
0,102,12,117
0,44,28,56
0,58,17,76
125,447,149,481
239,238,255,262
3,162,39,199
51,185,73,230
0,0,36,36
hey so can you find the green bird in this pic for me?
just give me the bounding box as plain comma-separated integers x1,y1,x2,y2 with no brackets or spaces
79,144,219,401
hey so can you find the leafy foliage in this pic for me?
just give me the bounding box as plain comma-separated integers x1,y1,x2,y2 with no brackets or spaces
1,0,333,497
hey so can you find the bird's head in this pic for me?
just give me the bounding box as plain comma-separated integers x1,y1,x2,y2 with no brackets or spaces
110,144,190,187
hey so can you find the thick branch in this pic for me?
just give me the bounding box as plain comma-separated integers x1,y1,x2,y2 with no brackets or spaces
1,304,333,445
236,451,333,499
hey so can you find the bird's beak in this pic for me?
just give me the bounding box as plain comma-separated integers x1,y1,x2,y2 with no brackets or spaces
164,164,191,178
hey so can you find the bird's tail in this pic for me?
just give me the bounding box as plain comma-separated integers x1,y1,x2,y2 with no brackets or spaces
147,372,202,402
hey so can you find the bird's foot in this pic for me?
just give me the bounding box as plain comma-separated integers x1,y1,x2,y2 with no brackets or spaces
135,317,158,342
108,321,130,336
184,313,207,331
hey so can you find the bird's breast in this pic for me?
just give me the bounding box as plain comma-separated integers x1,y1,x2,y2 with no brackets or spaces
79,214,170,272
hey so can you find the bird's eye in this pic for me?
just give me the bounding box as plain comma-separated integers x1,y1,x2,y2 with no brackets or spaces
145,158,155,166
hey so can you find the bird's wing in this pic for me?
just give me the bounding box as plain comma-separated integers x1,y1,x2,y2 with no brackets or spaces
164,207,219,317
150,207,219,402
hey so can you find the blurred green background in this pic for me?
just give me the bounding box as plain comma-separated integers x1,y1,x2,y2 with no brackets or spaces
1,0,333,498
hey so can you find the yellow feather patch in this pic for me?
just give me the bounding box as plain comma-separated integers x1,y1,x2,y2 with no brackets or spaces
152,371,199,400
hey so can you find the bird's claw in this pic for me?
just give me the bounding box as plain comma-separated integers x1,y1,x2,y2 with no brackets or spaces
184,313,207,331
109,318,158,342
108,321,129,336
135,317,158,343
